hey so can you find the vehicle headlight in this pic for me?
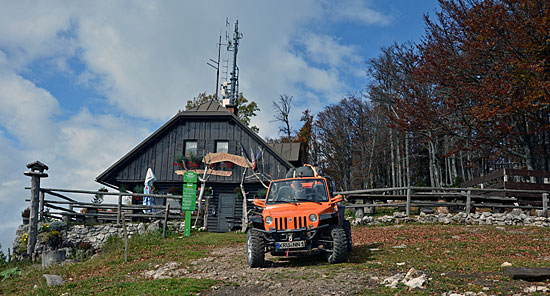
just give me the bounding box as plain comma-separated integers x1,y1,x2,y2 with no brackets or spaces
265,216,273,225
309,214,318,223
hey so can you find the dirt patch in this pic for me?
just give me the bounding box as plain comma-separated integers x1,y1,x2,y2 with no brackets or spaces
184,246,373,296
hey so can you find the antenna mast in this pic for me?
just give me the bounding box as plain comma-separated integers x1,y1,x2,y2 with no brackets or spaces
207,34,222,100
225,19,243,106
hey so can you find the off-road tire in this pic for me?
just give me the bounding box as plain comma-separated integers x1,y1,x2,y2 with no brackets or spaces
247,229,265,267
343,220,352,252
326,226,348,264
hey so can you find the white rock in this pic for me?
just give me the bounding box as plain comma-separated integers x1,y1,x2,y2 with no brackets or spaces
137,223,145,235
524,286,537,293
382,273,405,288
393,244,407,249
537,286,549,292
404,274,426,289
43,274,65,286
500,261,512,267
403,267,418,282
396,262,406,266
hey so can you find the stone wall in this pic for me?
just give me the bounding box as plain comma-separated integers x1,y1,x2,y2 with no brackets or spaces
13,220,188,261
351,210,550,227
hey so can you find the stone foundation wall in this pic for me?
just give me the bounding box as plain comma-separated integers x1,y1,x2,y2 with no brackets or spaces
13,220,188,261
351,211,550,227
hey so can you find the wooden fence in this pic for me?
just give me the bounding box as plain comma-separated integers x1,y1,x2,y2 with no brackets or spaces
336,186,549,217
23,161,199,260
27,187,187,224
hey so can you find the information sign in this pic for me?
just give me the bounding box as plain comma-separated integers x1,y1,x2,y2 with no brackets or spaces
182,183,197,211
182,171,198,237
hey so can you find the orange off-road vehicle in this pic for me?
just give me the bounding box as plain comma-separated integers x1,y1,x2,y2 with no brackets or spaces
247,165,352,267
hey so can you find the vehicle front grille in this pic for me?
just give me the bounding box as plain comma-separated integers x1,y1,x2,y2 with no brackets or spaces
274,216,308,230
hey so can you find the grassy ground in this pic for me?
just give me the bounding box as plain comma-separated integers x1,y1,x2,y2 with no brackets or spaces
0,230,245,295
350,224,550,295
1,224,550,295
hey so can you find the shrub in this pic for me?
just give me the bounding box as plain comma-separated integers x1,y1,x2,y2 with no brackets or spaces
14,233,28,256
39,223,50,233
38,230,62,249
1,267,21,281
0,244,6,266
48,221,67,232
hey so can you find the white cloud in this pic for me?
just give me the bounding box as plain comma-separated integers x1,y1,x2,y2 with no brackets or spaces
0,1,76,69
323,0,393,26
0,71,60,148
299,34,363,69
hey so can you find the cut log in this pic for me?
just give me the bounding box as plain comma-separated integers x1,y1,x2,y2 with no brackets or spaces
503,267,550,281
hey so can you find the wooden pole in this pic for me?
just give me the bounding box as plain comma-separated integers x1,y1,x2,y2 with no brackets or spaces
203,197,209,229
24,161,48,261
117,194,122,225
466,190,472,215
163,203,170,238
240,167,248,232
406,188,411,216
39,190,45,221
543,193,548,218
122,212,128,263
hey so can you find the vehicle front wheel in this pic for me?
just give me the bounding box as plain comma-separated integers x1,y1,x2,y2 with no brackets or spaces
326,226,348,264
247,229,265,267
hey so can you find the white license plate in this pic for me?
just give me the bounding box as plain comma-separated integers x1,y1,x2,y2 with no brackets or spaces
276,241,306,249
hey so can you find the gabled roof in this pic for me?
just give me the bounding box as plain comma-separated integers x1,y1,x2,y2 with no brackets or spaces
268,142,301,162
96,100,293,186
186,100,229,112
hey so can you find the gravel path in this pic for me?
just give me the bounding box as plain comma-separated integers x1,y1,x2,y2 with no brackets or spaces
184,246,372,296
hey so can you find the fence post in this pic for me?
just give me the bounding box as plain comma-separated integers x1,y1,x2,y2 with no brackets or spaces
543,193,548,218
122,212,128,263
39,191,45,221
117,194,122,225
24,161,48,261
365,198,375,215
466,190,472,215
163,203,170,238
406,188,411,216
63,203,73,223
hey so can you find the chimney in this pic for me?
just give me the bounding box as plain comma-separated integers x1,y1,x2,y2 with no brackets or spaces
225,103,238,116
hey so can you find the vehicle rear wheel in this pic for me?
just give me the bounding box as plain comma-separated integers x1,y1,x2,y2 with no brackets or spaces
343,220,352,252
326,226,348,264
247,229,265,267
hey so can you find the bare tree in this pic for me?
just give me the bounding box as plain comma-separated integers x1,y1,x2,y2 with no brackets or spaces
272,94,293,139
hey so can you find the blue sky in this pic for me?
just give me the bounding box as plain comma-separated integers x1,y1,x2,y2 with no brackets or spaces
0,0,439,255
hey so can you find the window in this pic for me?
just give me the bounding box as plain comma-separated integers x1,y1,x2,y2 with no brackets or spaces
184,140,197,157
216,141,229,153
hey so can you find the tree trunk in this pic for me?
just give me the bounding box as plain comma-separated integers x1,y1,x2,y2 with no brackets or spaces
405,133,411,187
390,128,396,189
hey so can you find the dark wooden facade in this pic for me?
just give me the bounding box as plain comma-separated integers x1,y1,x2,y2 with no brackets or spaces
96,101,293,231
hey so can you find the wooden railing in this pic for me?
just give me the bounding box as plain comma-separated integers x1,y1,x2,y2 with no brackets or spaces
25,187,188,224
335,186,550,217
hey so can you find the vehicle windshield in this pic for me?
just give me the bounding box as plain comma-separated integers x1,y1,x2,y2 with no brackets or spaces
266,178,329,204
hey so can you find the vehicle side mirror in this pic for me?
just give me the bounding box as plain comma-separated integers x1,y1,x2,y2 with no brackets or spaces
330,194,343,205
253,198,266,208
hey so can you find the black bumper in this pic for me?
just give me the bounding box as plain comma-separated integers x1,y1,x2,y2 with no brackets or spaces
253,224,329,250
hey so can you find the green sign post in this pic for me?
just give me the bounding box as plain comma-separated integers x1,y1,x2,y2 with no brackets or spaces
182,172,198,237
